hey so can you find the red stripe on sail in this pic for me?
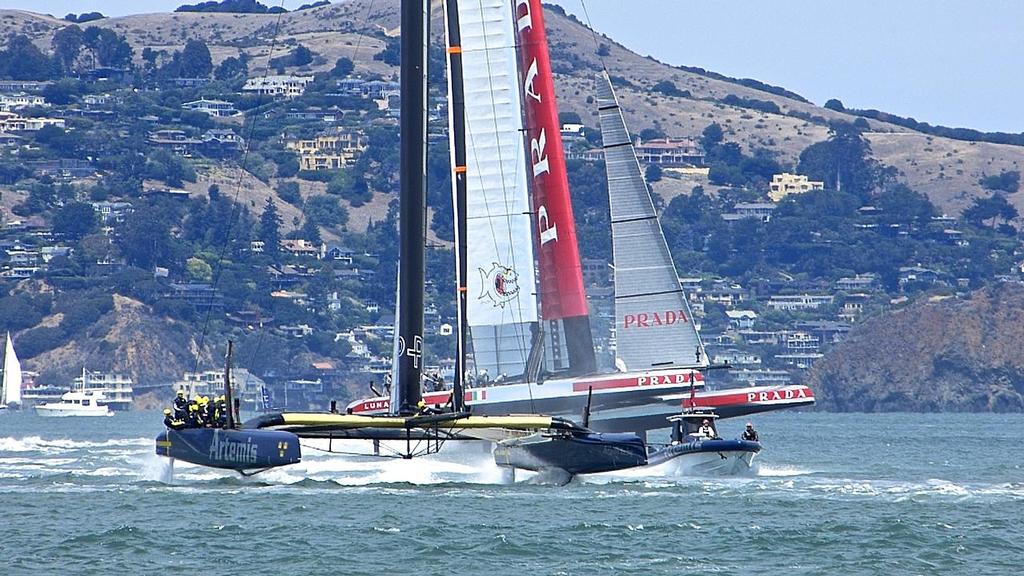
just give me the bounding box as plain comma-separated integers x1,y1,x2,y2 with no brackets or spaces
515,0,588,320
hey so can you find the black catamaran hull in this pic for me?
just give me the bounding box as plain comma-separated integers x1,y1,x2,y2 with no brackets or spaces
493,431,647,476
155,428,301,471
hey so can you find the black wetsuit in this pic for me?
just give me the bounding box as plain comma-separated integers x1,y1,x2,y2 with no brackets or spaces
742,429,759,442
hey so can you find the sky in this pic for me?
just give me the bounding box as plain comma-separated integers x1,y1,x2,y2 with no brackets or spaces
5,0,1024,134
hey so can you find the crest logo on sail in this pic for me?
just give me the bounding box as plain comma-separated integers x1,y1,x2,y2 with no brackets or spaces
479,262,520,308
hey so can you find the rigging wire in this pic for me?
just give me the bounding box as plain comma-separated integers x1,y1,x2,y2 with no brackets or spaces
188,1,290,384
185,0,383,409
237,0,385,405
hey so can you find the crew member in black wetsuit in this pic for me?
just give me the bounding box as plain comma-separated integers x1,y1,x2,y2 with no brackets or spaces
742,422,759,442
173,390,188,420
163,408,185,430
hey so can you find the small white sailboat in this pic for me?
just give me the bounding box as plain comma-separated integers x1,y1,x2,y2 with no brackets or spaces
1,332,22,411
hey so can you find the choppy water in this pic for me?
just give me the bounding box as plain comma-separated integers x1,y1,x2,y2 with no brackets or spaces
0,410,1021,575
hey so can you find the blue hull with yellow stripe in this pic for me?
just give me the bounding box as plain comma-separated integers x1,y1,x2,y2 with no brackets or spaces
155,428,301,471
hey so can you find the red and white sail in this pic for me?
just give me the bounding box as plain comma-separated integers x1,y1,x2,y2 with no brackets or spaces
515,0,596,373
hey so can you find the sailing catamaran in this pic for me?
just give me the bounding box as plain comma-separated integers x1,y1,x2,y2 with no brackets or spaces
348,0,711,434
1,332,22,411
155,0,644,477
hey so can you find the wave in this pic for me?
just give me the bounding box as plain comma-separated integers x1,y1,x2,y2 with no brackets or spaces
0,436,152,453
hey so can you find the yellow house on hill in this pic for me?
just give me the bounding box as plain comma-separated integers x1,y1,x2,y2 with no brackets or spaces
769,173,824,202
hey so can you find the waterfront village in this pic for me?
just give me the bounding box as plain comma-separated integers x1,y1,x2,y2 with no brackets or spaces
1,20,1021,411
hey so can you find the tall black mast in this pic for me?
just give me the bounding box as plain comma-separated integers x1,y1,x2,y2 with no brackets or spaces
396,0,428,415
443,0,467,413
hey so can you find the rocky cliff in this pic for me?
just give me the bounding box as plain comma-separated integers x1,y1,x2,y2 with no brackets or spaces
808,284,1024,412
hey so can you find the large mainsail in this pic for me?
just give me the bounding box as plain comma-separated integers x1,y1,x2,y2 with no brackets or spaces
596,73,708,371
454,0,539,379
1,332,22,407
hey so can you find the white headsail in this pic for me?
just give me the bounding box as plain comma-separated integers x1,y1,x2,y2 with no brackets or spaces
596,73,708,371
453,0,539,378
1,332,23,407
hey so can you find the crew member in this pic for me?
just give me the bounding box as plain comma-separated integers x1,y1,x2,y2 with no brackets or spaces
433,374,446,392
190,397,205,427
416,399,441,415
742,422,759,442
697,418,716,439
215,396,228,428
163,408,185,430
173,390,188,420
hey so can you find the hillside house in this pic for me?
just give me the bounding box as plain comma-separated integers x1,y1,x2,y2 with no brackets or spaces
835,274,879,292
201,129,244,156
169,78,211,89
766,294,834,312
0,80,49,92
164,283,223,308
0,111,64,132
722,202,776,223
0,93,46,111
91,199,131,224
633,137,704,166
711,349,761,366
768,173,824,202
243,75,314,98
898,266,942,289
336,78,400,99
182,98,240,117
148,129,202,156
729,368,792,386
725,309,757,330
281,239,320,258
285,128,367,171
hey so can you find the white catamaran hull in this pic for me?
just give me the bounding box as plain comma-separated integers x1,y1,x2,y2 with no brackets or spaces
653,449,757,476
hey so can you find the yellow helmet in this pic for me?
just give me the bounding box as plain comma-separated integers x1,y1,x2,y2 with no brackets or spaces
163,408,172,415
177,390,185,397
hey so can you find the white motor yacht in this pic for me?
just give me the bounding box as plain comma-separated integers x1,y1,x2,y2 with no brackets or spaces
34,390,113,417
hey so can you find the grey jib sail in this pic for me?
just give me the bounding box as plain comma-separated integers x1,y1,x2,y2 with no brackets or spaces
596,72,707,371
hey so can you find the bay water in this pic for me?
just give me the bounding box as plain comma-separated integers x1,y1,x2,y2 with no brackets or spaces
1,411,1021,575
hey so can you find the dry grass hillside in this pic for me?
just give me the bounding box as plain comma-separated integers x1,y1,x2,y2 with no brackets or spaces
2,1,1023,215
28,294,211,387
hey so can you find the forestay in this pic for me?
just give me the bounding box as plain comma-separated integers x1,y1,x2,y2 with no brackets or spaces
596,73,707,371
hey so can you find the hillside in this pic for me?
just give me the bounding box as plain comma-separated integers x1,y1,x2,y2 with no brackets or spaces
2,2,1022,215
1,2,1024,409
807,283,1024,412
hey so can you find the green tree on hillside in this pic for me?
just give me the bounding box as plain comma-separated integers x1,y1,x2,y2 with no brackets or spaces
214,55,248,80
797,122,881,200
179,40,213,78
0,35,58,80
52,25,84,73
82,27,133,68
700,123,724,151
259,197,283,260
963,195,1018,229
979,170,1020,194
330,57,354,78
52,201,98,241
